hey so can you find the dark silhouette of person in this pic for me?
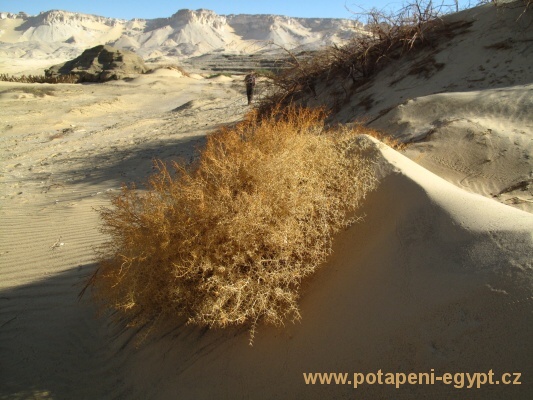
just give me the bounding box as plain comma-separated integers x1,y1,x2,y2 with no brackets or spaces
244,72,256,105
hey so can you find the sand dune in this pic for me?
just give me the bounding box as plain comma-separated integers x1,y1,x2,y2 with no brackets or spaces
371,85,532,210
1,2,532,399
97,140,533,400
3,135,531,399
322,2,533,212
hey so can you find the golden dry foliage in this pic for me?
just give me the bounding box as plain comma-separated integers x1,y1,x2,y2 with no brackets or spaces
89,106,377,342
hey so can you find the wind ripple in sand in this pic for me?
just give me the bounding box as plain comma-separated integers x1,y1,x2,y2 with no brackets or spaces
0,74,249,399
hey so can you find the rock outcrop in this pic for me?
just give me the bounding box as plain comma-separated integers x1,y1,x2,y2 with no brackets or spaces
45,44,149,82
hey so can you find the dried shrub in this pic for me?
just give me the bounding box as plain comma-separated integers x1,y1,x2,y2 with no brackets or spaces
258,0,455,114
0,73,80,84
86,105,377,342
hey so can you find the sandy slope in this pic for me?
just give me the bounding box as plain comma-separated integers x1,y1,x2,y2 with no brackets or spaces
0,73,250,398
323,2,533,212
1,2,533,400
1,72,249,287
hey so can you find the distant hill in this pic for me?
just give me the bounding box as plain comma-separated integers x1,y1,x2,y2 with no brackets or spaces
0,9,364,74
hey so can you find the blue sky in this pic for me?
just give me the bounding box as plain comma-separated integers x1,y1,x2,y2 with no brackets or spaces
1,0,472,20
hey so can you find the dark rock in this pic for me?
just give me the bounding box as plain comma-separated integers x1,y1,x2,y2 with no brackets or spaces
45,44,149,82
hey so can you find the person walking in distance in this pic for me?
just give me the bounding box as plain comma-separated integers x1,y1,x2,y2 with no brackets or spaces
244,71,256,105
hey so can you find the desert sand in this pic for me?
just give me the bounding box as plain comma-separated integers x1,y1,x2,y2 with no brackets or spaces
1,2,532,399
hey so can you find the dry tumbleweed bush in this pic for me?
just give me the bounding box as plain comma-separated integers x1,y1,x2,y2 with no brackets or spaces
88,106,377,342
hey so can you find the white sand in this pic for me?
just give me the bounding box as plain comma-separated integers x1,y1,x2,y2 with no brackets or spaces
334,2,533,212
1,2,532,399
